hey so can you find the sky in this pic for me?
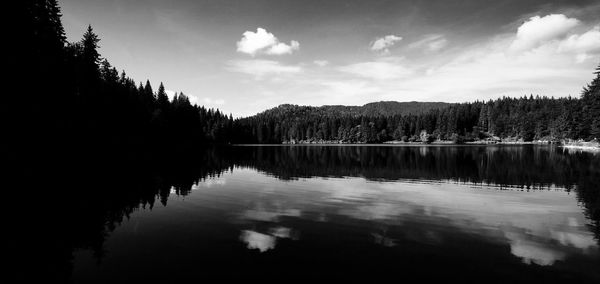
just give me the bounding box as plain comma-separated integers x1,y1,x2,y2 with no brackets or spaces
60,0,600,117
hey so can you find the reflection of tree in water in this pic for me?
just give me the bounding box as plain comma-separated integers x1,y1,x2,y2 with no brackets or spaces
226,145,599,241
13,146,233,283
226,146,591,186
14,145,599,282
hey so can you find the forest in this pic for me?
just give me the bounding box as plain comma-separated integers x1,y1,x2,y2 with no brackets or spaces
8,0,600,150
10,0,234,156
234,81,600,144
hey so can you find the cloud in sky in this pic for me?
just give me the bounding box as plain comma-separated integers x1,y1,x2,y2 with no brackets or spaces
227,13,598,116
236,27,300,56
509,14,580,52
370,35,402,54
408,34,448,52
266,40,300,55
226,59,302,79
202,97,225,105
62,0,600,117
338,57,413,80
318,80,381,100
313,60,329,67
223,12,599,116
558,25,600,62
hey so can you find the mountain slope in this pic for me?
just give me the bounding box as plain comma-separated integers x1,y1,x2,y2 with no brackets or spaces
254,101,451,118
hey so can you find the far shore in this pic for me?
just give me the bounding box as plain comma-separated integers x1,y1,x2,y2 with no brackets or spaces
384,140,551,145
235,139,600,152
561,145,600,151
559,141,600,152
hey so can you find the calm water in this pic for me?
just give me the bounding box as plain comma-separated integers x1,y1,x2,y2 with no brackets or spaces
27,145,600,282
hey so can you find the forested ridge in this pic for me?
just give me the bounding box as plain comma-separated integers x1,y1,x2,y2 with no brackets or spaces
8,0,600,150
299,101,452,117
234,69,600,144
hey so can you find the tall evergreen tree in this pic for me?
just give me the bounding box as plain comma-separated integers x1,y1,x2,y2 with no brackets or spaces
157,82,170,111
582,64,600,139
80,25,101,80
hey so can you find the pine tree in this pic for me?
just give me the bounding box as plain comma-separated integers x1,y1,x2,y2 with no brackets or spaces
24,0,67,58
582,64,600,139
144,80,154,98
81,25,101,74
157,82,170,111
47,0,67,44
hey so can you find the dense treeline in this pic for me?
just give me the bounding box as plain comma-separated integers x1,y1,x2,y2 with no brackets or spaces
10,0,233,154
234,66,600,144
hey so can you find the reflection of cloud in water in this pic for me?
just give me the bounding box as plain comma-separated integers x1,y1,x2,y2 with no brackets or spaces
240,230,276,252
240,208,301,222
270,226,299,240
507,232,566,266
193,178,227,189
325,180,598,264
505,226,596,265
551,230,597,251
371,233,396,247
240,227,299,252
227,172,598,264
342,202,412,221
325,179,381,202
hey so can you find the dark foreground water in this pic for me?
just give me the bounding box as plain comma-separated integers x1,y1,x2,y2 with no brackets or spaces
17,145,600,283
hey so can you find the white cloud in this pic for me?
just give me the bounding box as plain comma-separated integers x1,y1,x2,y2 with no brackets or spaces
226,59,302,79
165,89,177,100
558,25,600,62
510,14,580,52
313,60,329,67
239,230,276,252
265,40,300,55
202,98,225,105
380,33,595,101
224,15,598,116
320,80,380,96
371,35,403,54
236,27,300,56
236,28,276,55
427,38,448,52
408,34,448,52
338,57,413,80
330,16,597,103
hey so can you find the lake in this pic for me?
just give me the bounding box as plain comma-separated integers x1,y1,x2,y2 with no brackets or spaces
28,145,600,283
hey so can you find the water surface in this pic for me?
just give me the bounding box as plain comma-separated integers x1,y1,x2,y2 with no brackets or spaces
43,146,600,282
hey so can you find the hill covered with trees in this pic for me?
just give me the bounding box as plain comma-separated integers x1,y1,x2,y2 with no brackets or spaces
233,66,600,144
291,101,452,117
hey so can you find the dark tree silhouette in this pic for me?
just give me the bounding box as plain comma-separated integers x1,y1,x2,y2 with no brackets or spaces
581,64,600,138
9,0,235,163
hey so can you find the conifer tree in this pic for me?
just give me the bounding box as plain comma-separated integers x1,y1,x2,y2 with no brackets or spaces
157,82,170,111
81,25,101,79
582,64,600,139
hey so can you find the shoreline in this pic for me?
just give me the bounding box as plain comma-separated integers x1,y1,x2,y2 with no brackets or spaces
235,140,600,152
560,145,600,152
274,140,559,146
235,142,557,147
